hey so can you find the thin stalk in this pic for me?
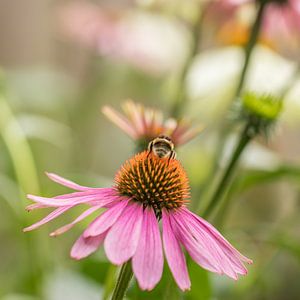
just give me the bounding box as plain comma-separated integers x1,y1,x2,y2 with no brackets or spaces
201,122,253,219
213,63,300,228
193,1,267,212
171,10,203,118
111,261,133,300
234,0,266,99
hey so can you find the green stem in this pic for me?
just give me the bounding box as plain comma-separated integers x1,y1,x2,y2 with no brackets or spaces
171,10,203,118
213,63,300,228
202,122,253,219
234,0,266,99
111,261,133,300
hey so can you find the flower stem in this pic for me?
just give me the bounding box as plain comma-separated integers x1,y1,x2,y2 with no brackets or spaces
111,261,133,300
234,0,266,98
202,122,253,219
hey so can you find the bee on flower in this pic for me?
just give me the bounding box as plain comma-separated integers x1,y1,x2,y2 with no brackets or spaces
24,133,252,291
102,100,203,150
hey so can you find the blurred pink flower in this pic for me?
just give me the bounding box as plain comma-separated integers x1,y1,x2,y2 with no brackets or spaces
24,151,251,291
216,0,300,59
58,1,187,74
102,100,203,146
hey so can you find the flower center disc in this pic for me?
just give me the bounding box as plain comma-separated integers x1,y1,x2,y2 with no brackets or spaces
115,151,190,216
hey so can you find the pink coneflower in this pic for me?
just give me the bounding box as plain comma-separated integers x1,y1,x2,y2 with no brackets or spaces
102,100,202,147
216,0,300,59
24,150,252,291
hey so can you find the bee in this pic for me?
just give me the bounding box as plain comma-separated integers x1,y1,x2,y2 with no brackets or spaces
148,135,176,160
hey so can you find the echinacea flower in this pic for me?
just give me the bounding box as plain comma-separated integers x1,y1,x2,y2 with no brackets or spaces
215,0,300,60
24,150,252,291
102,100,202,148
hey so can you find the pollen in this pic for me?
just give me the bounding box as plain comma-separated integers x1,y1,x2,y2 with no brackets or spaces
115,151,190,217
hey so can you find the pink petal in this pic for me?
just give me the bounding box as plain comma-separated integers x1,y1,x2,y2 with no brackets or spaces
54,188,115,200
27,191,116,207
183,208,252,264
84,199,129,238
102,105,137,139
180,208,252,277
23,206,71,232
162,210,190,291
170,214,222,274
71,232,107,260
50,205,102,237
132,207,163,291
46,172,98,191
104,202,143,265
26,203,48,211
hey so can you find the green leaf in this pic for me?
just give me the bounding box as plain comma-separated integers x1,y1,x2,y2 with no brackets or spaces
185,260,212,300
233,165,300,193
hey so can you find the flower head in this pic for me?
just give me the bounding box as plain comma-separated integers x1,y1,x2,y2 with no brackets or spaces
102,100,202,150
237,91,283,137
215,0,300,60
24,150,252,291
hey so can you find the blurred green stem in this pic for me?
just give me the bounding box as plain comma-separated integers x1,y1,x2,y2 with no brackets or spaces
171,10,203,118
201,121,253,218
111,261,133,300
0,79,50,293
213,63,300,227
0,96,40,197
234,0,266,99
193,0,267,212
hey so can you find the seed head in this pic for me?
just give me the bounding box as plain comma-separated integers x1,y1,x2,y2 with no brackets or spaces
115,151,190,217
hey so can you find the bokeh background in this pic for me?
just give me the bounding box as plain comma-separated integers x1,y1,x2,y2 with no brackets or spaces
0,0,300,299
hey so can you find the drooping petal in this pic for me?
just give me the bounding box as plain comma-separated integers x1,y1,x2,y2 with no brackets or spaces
23,206,71,232
26,203,48,211
177,208,251,278
71,232,107,260
84,199,129,238
46,172,99,191
184,208,252,264
50,205,102,237
162,210,190,291
132,207,163,291
170,211,224,275
104,202,143,265
27,190,116,207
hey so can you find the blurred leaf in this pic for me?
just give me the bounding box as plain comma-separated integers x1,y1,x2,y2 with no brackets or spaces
270,234,300,262
0,172,22,216
17,114,72,148
185,260,212,300
78,259,112,285
127,267,180,300
2,295,38,300
233,165,300,193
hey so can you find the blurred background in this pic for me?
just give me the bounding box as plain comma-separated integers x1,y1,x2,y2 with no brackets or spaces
0,0,300,299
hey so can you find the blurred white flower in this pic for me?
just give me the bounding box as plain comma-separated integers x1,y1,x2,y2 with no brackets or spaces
186,45,299,125
58,1,189,75
43,269,102,300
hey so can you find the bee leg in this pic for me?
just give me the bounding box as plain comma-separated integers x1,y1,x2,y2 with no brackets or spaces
147,142,153,158
167,151,175,165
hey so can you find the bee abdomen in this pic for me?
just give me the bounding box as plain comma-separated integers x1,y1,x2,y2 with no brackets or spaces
154,145,171,158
